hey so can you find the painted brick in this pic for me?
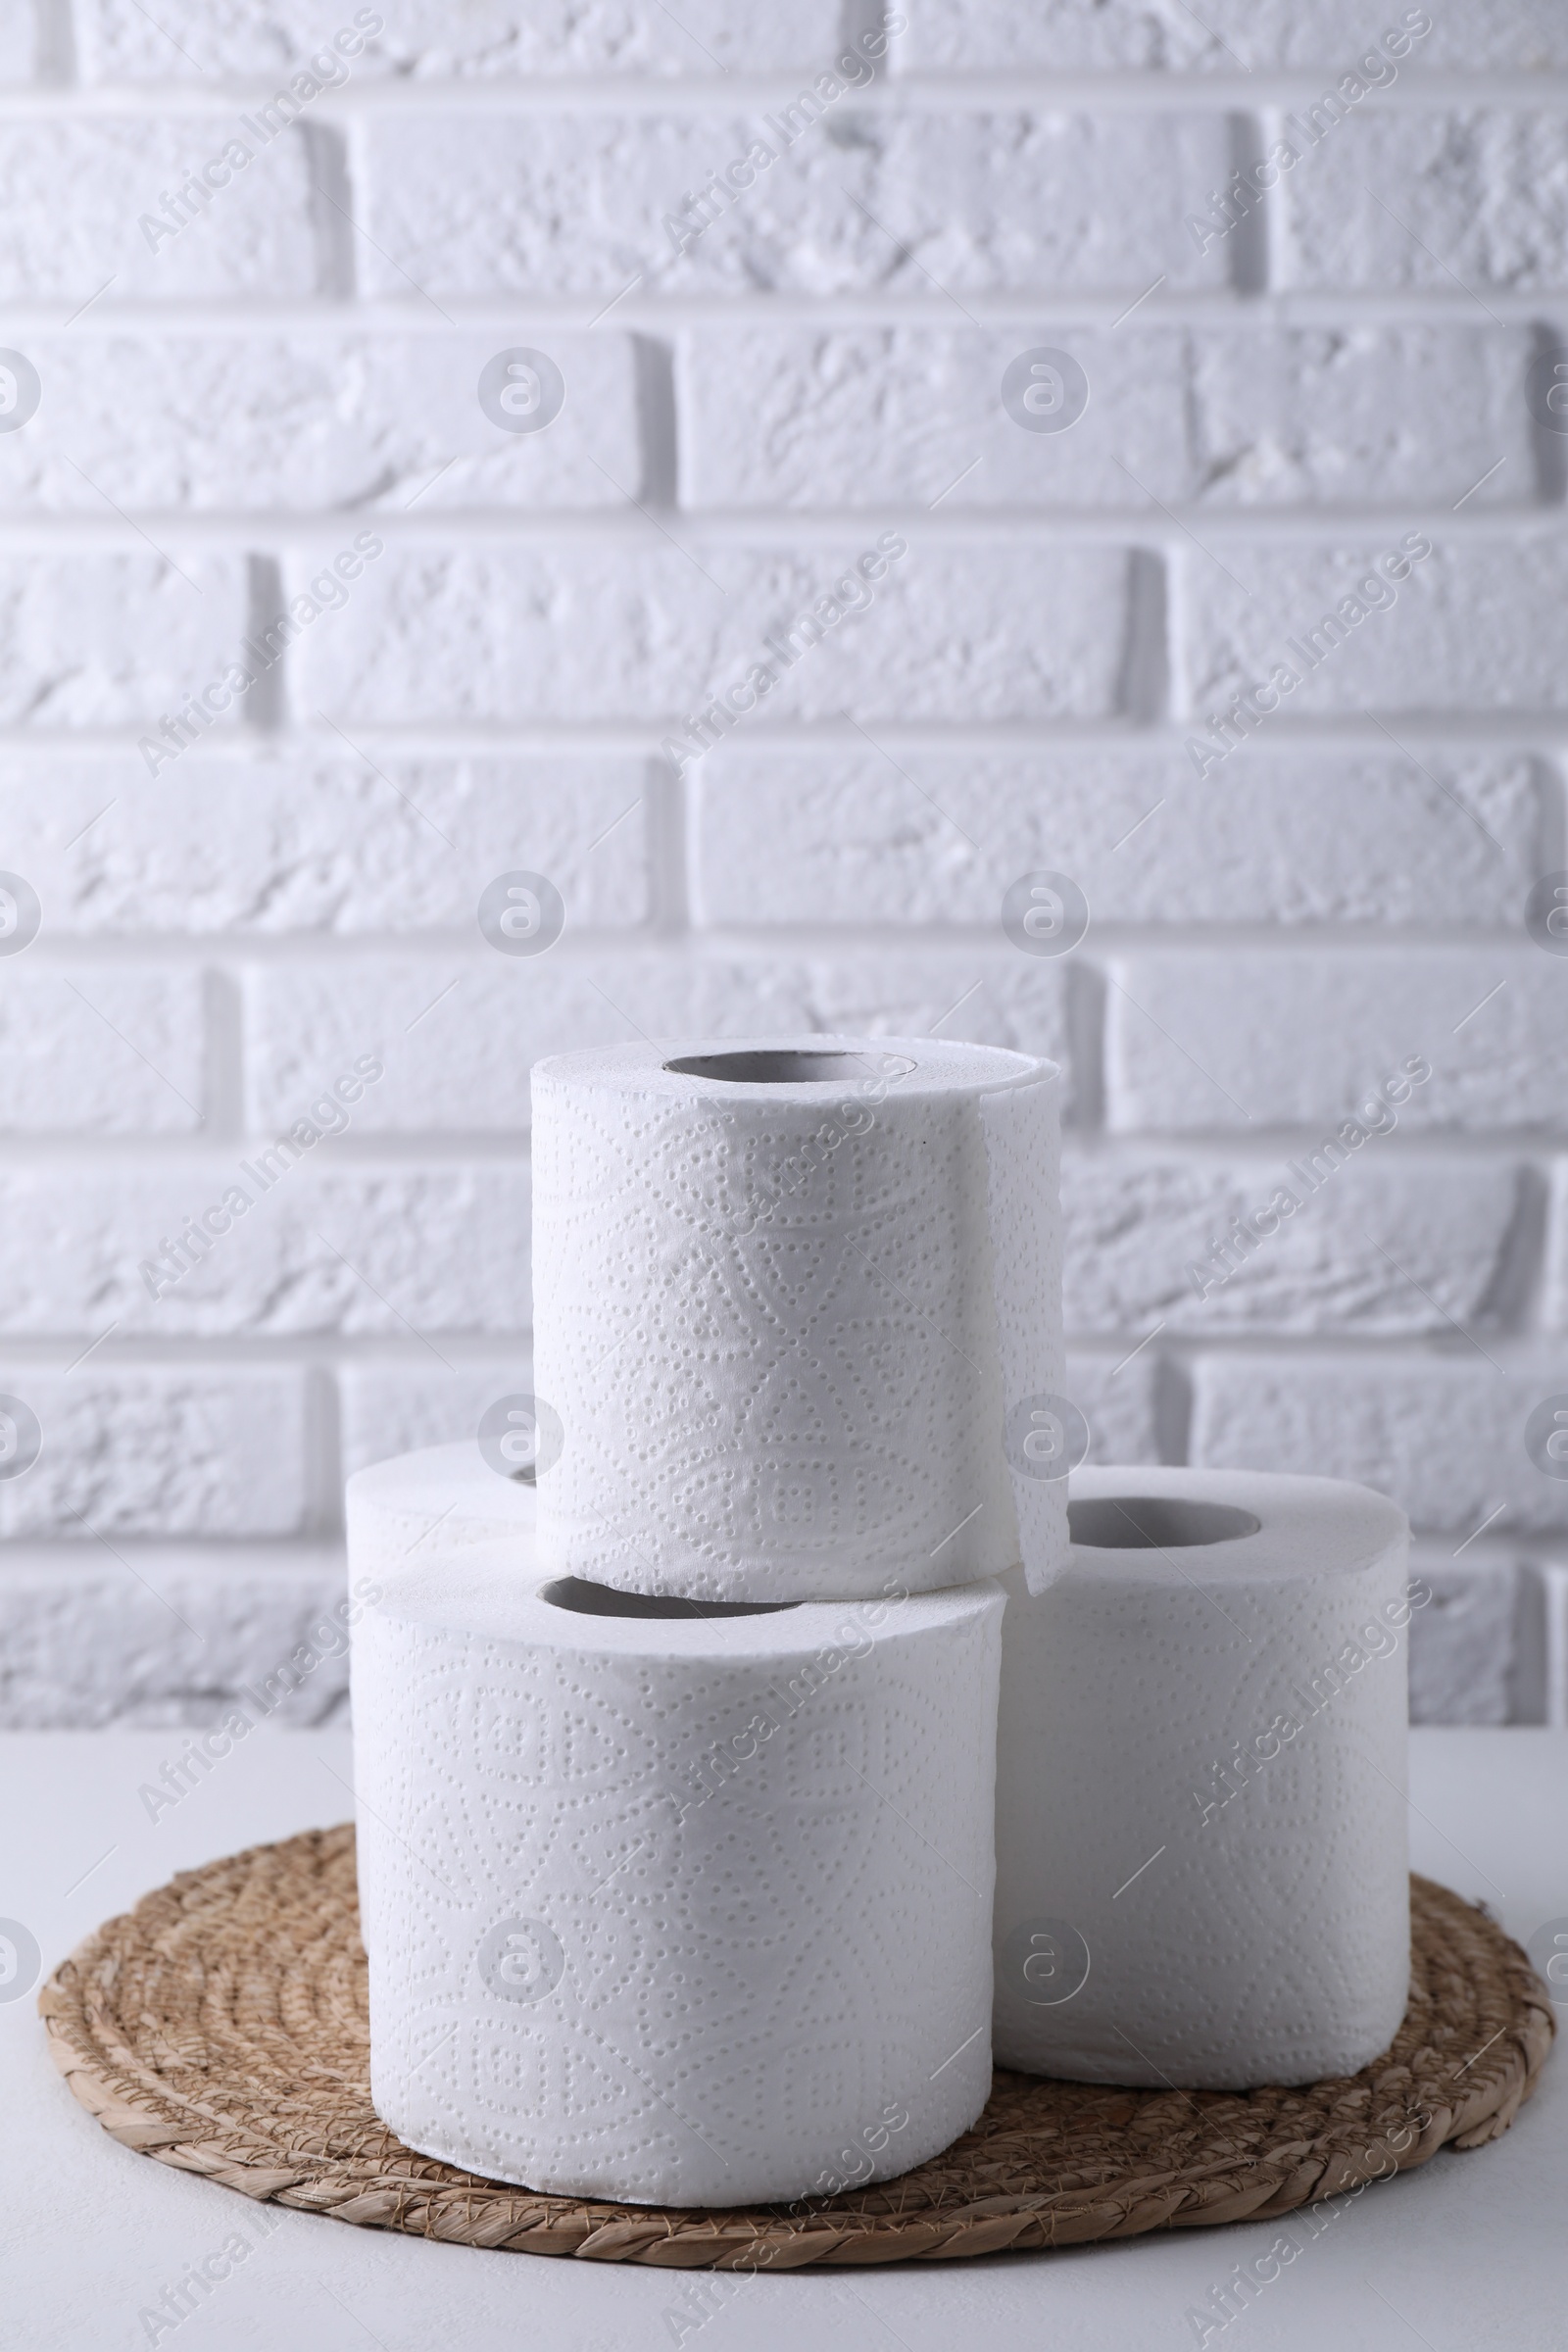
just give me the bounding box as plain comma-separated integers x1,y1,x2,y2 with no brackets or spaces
359,112,1231,298
1284,113,1568,293
1406,1554,1525,1725
902,0,1223,71
681,325,1529,513
245,957,819,1133
1065,1350,1162,1464
0,1166,529,1336
293,543,1134,724
339,1362,535,1479
6,334,641,513
1183,539,1568,720
1062,1150,1518,1334
683,326,1189,510
0,119,318,299
797,954,1072,1074
0,1550,353,1727
792,110,1237,295
1185,327,1531,509
902,3,1567,72
74,1,846,81
0,1367,308,1537
693,749,1539,927
1105,951,1564,1132
0,558,245,729
245,952,1071,1132
1190,1353,1568,1534
0,969,204,1134
9,0,1558,1740
0,755,650,934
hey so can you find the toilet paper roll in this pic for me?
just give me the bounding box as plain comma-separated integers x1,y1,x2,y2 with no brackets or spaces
530,1035,1067,1602
346,1441,537,1578
993,1466,1412,2089
353,1536,1004,2206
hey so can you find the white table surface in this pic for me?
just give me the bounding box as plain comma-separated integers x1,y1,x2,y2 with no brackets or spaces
1,1728,1563,2351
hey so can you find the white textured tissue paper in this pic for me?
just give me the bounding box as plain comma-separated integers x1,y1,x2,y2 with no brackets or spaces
993,1466,1412,2089
530,1036,1066,1601
353,1526,1004,2205
346,1441,537,1580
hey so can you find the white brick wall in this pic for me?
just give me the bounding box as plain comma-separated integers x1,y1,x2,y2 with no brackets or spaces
8,334,644,510
0,0,1563,1725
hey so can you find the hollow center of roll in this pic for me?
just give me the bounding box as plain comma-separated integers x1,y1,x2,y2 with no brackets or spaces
538,1576,802,1619
663,1049,916,1085
1067,1496,1261,1549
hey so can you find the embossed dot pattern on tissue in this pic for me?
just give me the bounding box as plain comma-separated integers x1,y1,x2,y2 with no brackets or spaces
352,1544,1004,2207
529,1038,1066,1601
994,1466,1412,2090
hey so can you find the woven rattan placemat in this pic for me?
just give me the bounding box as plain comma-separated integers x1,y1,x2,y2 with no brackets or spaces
39,1826,1553,2268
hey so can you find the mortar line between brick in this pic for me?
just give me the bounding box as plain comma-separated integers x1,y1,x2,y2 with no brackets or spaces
6,715,1568,749
1254,104,1293,293
630,334,678,508
9,929,1564,964
301,118,358,302
6,727,1568,761
647,753,691,933
199,967,245,1143
0,295,1561,330
9,74,1568,114
304,1362,345,1536
2,511,1561,547
1537,750,1568,869
1224,111,1270,300
33,0,74,85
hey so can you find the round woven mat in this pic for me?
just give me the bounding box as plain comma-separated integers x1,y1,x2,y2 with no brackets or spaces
40,1826,1553,2268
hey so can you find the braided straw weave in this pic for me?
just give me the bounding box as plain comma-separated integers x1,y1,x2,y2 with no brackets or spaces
40,1827,1553,2268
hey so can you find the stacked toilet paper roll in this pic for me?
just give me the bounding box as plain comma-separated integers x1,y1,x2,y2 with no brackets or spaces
346,1027,1428,2204
352,1520,1004,2206
993,1466,1412,2090
529,1037,1068,1601
346,1440,537,1577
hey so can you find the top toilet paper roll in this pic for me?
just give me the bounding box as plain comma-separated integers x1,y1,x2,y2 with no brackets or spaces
993,1466,1412,2090
530,1037,1066,1602
347,1440,537,1579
